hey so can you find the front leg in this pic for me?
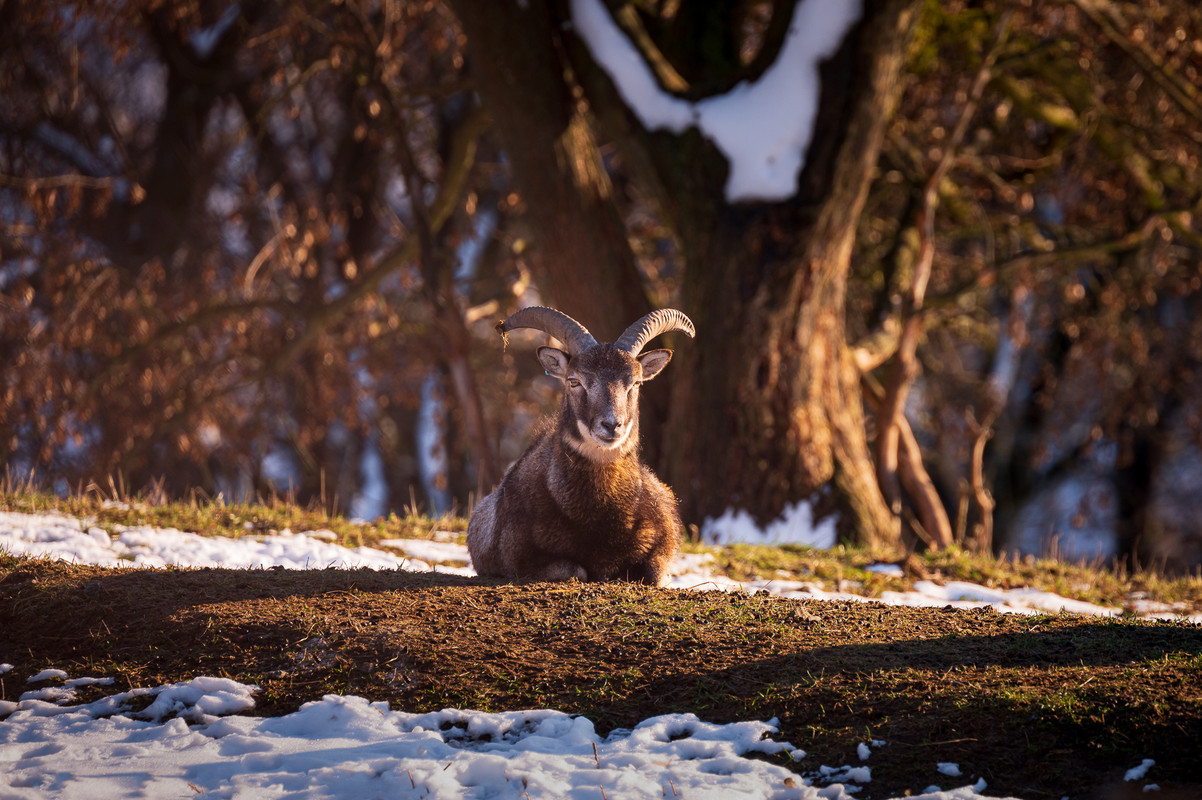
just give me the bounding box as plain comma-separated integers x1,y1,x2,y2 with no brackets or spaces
623,558,671,587
533,560,589,581
498,522,588,581
625,520,679,586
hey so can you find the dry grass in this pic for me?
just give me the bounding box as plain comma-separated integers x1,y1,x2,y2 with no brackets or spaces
4,486,1200,615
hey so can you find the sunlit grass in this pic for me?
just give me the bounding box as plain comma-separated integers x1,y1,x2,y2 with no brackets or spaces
2,478,1199,615
0,473,466,551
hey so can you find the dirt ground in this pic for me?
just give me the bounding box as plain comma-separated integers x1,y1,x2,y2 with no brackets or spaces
2,560,1201,799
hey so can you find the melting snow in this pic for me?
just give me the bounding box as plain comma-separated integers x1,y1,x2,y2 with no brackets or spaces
3,510,1193,620
0,668,1003,800
701,500,837,548
1125,759,1156,782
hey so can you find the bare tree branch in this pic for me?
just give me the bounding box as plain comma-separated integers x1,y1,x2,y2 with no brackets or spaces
261,104,490,377
387,88,501,491
873,12,1011,549
1072,0,1202,136
863,374,954,550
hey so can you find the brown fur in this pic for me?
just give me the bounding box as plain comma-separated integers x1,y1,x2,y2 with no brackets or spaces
467,346,682,585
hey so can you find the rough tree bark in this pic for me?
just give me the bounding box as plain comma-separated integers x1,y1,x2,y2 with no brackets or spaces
450,0,921,550
447,0,652,340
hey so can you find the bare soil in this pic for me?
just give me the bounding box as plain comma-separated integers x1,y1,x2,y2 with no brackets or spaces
2,558,1200,799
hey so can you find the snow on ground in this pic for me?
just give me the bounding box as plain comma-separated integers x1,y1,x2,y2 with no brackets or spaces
0,510,1174,799
0,511,425,572
7,510,1191,619
701,499,838,548
1,672,815,800
0,664,1052,800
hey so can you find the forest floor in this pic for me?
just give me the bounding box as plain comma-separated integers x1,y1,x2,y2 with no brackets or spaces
2,491,1202,798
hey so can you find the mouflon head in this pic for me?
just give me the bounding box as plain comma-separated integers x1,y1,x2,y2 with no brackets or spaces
497,307,694,461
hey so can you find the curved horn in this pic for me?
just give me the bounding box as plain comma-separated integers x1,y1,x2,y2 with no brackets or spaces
496,306,597,355
613,309,695,354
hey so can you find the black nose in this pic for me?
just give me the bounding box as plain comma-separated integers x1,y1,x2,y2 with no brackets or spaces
601,413,629,439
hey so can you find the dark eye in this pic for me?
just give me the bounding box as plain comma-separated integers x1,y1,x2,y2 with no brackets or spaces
567,378,582,389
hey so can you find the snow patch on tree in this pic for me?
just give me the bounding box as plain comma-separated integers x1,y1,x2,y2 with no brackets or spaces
571,0,862,202
701,499,837,548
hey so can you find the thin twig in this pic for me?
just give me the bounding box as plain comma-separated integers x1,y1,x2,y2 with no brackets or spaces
966,409,997,554
1072,0,1202,135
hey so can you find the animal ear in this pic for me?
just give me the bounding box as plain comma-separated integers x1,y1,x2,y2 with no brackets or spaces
537,346,571,379
637,348,673,381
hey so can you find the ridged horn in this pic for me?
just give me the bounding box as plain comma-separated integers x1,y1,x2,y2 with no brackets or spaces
613,309,695,354
496,306,598,355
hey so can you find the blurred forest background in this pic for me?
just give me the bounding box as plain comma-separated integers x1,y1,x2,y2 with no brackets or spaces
2,0,1201,572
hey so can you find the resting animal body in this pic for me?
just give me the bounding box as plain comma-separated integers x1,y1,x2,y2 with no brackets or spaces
466,306,694,586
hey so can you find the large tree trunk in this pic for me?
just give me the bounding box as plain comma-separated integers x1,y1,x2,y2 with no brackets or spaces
450,0,919,549
665,210,898,544
594,0,916,548
449,0,678,472
447,0,652,340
